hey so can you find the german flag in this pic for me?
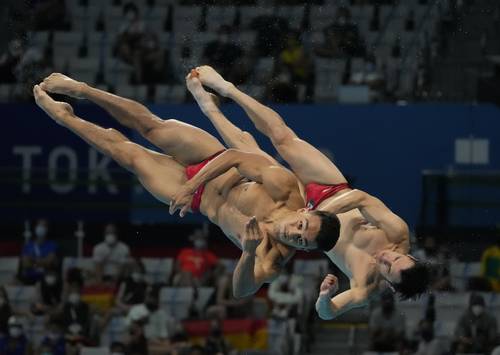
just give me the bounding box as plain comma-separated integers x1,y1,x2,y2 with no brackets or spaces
184,318,268,350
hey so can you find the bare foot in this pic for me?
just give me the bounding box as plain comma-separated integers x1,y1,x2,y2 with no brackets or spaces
39,73,86,99
195,65,233,96
33,85,75,125
186,71,219,114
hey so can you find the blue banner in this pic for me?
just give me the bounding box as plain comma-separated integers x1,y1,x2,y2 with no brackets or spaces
2,102,500,227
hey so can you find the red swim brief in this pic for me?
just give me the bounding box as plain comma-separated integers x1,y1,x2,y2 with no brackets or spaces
185,150,226,213
305,182,350,211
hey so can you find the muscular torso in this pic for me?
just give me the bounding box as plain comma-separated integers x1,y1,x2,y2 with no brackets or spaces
320,193,410,296
197,169,302,279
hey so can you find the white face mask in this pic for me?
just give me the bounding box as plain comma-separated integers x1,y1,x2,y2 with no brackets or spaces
35,225,47,239
194,239,206,249
471,305,484,316
45,275,57,285
68,323,82,335
277,274,289,284
68,293,80,305
105,233,117,245
48,332,60,340
131,272,143,282
9,327,22,338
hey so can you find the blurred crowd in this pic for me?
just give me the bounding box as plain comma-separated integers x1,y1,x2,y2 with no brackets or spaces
0,217,498,355
1,219,319,355
0,0,472,103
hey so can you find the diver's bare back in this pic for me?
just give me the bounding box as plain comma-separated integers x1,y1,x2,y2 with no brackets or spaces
199,170,301,263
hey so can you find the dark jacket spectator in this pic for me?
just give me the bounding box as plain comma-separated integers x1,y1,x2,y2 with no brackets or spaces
0,316,32,355
31,269,63,316
453,293,498,354
369,291,406,352
203,25,245,84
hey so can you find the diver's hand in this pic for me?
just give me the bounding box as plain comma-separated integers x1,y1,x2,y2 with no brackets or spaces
169,186,195,217
319,274,339,297
242,217,262,254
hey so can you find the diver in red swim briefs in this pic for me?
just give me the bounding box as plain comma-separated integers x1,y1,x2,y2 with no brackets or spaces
34,72,341,298
194,65,432,318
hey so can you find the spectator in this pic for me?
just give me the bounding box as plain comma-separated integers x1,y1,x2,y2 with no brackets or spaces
0,39,24,83
414,318,447,355
453,293,498,354
0,287,13,335
208,267,252,319
205,319,233,355
203,25,246,84
265,71,298,103
0,316,32,355
20,219,58,285
143,292,178,355
92,223,130,283
268,269,303,320
140,32,169,85
31,268,63,316
480,237,500,291
173,228,219,287
125,305,149,355
114,260,148,313
278,32,314,101
316,6,365,58
114,2,145,84
368,291,406,352
39,321,66,355
60,283,91,341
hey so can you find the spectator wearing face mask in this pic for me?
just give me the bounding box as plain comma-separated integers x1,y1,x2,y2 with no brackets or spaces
173,228,219,287
453,293,498,354
20,219,59,285
39,321,66,355
0,287,14,336
0,316,32,355
125,305,149,355
114,2,145,84
143,292,178,355
414,318,447,355
31,269,62,317
368,290,406,353
93,224,130,283
115,260,148,313
60,283,91,343
268,268,303,320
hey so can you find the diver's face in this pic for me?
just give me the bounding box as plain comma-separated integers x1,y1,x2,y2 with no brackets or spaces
376,250,416,283
275,211,321,250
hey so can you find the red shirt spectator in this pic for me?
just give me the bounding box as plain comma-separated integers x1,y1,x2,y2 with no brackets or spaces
177,247,218,279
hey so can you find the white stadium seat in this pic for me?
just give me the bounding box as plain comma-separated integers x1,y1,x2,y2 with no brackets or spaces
142,257,174,284
159,287,194,320
0,257,19,284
